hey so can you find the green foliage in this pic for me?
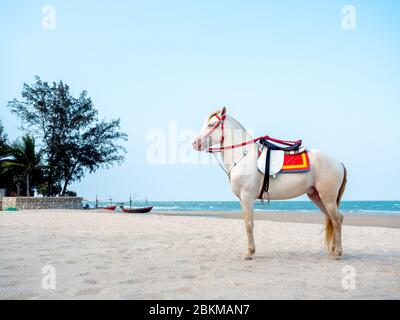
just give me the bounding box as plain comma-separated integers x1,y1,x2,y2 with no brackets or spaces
0,120,7,152
64,190,77,197
8,76,127,196
36,182,61,197
3,135,43,196
0,120,11,182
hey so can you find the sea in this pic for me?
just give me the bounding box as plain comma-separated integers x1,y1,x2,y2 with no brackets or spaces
88,200,400,215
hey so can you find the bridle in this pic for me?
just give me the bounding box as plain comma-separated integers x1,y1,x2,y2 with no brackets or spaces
203,113,249,177
203,114,226,152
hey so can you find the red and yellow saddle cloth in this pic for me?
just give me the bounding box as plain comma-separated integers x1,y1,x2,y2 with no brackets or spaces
281,151,310,173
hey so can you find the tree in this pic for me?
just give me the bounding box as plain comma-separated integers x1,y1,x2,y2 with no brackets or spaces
8,76,127,196
0,120,11,180
0,120,8,160
3,135,43,197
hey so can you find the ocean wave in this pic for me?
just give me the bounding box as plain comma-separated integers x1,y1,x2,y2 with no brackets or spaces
255,209,319,213
254,209,400,215
152,206,181,211
342,210,400,215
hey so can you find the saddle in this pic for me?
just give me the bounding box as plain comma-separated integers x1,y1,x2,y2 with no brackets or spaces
257,137,307,200
258,147,306,175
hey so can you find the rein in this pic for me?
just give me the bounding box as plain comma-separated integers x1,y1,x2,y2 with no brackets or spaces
205,114,301,153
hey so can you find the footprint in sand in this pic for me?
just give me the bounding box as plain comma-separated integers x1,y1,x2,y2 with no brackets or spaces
119,279,136,285
199,265,208,271
83,278,98,285
95,265,108,270
2,265,16,271
75,287,102,296
2,281,22,288
121,255,133,262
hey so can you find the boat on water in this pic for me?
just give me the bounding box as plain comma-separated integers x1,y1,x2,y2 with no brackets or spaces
119,195,153,214
120,206,154,214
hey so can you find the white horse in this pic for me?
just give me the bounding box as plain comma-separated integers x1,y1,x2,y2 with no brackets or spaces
193,107,347,260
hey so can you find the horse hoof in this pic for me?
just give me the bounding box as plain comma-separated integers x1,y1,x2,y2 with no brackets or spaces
243,250,255,260
331,250,343,259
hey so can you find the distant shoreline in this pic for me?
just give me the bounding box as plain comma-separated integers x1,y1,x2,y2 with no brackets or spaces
87,200,400,216
153,210,400,229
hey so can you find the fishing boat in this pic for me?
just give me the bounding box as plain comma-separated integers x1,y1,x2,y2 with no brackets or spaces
103,204,117,211
120,206,154,214
95,196,118,211
119,195,153,214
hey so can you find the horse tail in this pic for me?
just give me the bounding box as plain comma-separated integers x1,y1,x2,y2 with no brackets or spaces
337,164,347,207
325,163,347,251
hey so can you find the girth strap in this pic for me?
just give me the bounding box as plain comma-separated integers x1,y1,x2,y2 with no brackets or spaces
257,138,302,200
258,147,272,200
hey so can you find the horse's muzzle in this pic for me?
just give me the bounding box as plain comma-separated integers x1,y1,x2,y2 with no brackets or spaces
192,138,204,151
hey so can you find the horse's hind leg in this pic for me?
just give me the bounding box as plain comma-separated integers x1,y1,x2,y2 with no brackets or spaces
308,188,337,254
320,195,343,258
307,187,328,216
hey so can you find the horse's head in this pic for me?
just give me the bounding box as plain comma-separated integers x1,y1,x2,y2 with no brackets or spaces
192,107,227,151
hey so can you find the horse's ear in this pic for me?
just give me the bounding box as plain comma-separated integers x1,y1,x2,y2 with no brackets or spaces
220,106,227,116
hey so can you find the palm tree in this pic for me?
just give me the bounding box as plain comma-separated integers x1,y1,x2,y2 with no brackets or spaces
4,135,43,197
0,120,8,156
0,123,10,179
0,143,10,173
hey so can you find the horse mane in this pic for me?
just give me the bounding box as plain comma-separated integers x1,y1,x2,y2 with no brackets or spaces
228,115,246,130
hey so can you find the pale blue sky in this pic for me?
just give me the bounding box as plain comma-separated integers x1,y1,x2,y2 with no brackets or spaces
1,1,399,201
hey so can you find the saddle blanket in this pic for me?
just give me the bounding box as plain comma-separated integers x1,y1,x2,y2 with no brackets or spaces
257,148,311,175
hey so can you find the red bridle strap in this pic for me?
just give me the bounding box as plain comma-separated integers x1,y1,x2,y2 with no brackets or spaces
203,114,226,146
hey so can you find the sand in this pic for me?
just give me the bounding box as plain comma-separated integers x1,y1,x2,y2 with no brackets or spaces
0,210,399,300
157,211,400,228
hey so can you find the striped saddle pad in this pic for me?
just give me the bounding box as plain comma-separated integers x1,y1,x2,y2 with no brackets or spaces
257,148,310,175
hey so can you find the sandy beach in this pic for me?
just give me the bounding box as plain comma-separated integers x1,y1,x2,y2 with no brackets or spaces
0,210,399,300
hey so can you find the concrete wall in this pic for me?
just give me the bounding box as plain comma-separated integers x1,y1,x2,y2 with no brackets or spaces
1,197,83,210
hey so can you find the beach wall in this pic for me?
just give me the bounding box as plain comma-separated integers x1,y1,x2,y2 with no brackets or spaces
1,197,83,210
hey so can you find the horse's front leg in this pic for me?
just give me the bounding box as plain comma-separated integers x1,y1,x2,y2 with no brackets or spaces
240,197,256,260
